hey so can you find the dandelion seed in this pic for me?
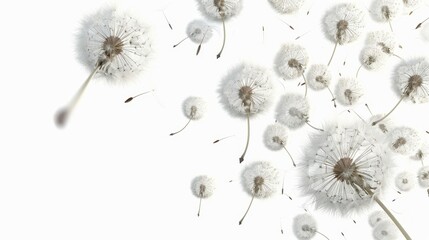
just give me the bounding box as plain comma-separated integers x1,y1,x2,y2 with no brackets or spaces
335,77,363,106
197,0,242,58
387,127,421,155
411,142,429,165
415,16,429,29
56,7,152,127
307,64,337,107
170,97,207,136
366,30,402,59
162,11,173,30
263,123,296,167
395,171,416,191
173,20,212,55
301,124,412,240
371,0,403,32
372,58,429,125
220,64,274,163
356,47,388,77
275,43,309,96
324,3,366,66
213,135,235,144
418,166,429,187
275,93,323,131
268,0,306,14
191,175,215,217
293,214,330,240
373,220,399,240
366,114,393,140
239,161,280,225
278,18,295,30
369,210,388,227
124,89,154,103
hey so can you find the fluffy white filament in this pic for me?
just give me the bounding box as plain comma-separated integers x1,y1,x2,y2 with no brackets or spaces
395,171,416,191
417,166,429,187
220,64,274,116
198,0,242,19
293,214,317,239
369,210,389,227
371,0,403,22
395,58,429,103
241,161,280,198
307,64,331,90
275,93,309,128
388,127,421,155
186,20,213,43
191,175,215,198
301,124,389,215
275,43,309,79
324,3,367,45
373,220,399,240
268,0,306,14
78,7,152,80
183,96,207,120
335,77,363,106
263,123,288,151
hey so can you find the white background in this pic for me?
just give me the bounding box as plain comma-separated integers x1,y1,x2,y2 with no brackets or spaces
1,0,429,239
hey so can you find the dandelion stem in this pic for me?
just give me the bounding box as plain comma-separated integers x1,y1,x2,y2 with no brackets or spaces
239,194,255,225
388,21,394,32
371,95,404,126
216,15,226,59
326,86,337,108
306,121,324,132
196,28,210,56
239,112,251,163
197,196,202,217
365,103,373,116
315,230,330,240
373,195,412,240
302,73,308,97
124,89,154,103
170,116,193,136
55,65,100,127
173,37,189,48
356,64,363,78
282,146,296,167
327,41,338,67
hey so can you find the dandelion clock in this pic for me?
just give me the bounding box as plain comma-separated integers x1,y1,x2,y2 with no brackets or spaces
191,175,215,216
239,161,280,225
372,58,429,126
170,96,207,136
56,7,152,127
300,122,412,240
323,3,366,66
220,64,274,163
293,213,330,240
173,19,213,55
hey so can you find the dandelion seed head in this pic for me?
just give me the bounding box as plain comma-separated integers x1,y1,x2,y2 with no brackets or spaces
241,161,280,198
388,127,421,155
367,30,397,55
186,20,213,43
276,93,309,129
263,123,288,151
183,96,207,120
418,166,429,187
191,175,215,198
324,3,367,45
360,47,388,70
395,58,429,103
197,0,242,20
335,77,363,106
369,210,388,227
402,0,423,12
307,64,332,90
275,43,309,79
371,0,403,22
411,142,429,162
293,213,317,240
301,124,389,215
394,171,415,191
373,220,399,240
78,7,152,81
268,0,306,14
220,64,274,117
366,114,393,139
